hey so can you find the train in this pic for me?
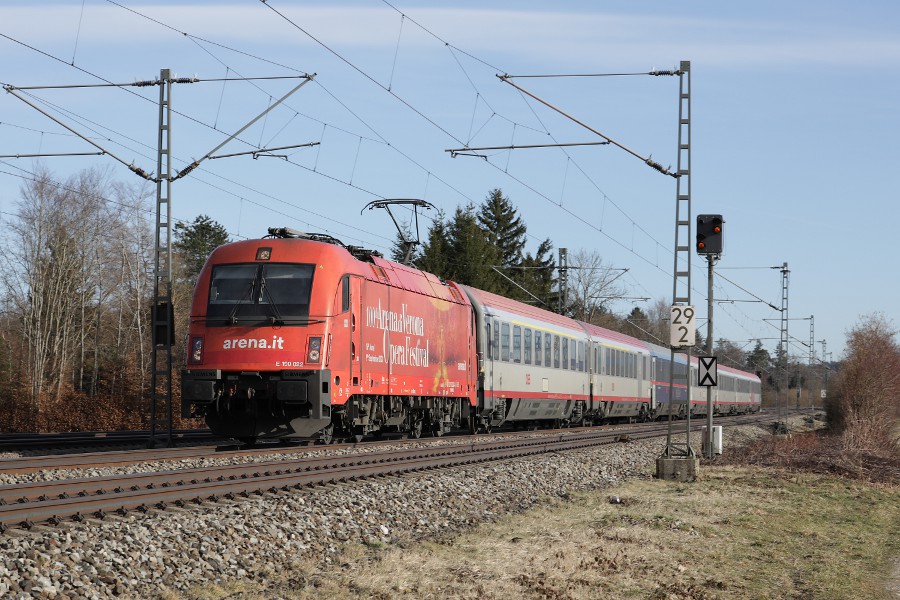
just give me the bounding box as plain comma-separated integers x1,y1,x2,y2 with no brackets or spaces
180,227,761,444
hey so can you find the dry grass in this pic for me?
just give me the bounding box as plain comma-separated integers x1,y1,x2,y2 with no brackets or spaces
184,460,900,599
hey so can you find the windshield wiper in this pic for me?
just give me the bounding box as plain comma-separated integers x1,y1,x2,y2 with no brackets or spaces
225,275,257,324
258,273,285,325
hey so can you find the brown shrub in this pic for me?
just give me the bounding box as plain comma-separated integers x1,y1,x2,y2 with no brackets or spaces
829,313,900,454
719,429,900,484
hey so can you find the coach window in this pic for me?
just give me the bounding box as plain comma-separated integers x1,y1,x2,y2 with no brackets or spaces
545,333,552,367
561,337,569,370
512,325,522,363
569,339,577,371
524,329,532,365
501,322,510,362
577,342,585,372
485,322,492,360
534,331,542,366
553,335,561,368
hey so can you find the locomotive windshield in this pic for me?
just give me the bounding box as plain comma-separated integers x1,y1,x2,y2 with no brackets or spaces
207,263,315,325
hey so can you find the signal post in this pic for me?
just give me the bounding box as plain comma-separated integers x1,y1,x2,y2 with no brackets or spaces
697,214,724,459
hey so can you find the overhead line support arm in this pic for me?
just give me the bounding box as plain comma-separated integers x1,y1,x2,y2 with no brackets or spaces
496,74,677,178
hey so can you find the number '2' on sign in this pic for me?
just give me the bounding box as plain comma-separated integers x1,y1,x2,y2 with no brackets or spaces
670,305,696,347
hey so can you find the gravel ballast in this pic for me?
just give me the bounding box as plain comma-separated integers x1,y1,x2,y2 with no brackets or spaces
0,424,772,599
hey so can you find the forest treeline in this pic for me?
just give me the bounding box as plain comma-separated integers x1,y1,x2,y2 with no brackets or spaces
0,167,883,444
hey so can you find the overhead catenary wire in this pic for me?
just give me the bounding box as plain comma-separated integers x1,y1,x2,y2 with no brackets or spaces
2,3,786,346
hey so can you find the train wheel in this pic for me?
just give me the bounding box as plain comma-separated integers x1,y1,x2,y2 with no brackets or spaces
409,418,423,439
318,423,335,445
238,437,258,447
351,426,365,444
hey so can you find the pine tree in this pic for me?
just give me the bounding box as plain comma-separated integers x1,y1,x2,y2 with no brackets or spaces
416,210,451,279
746,339,772,377
389,224,420,265
477,188,526,295
446,204,500,291
623,307,650,340
173,215,229,283
516,238,556,307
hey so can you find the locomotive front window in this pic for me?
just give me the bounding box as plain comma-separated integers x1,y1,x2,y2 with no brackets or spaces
207,263,314,325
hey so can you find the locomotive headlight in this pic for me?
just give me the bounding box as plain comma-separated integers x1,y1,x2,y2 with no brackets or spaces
307,336,322,363
189,336,204,364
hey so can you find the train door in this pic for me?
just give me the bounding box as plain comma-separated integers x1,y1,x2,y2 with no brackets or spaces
349,275,363,387
589,342,600,413
487,317,497,401
483,317,504,427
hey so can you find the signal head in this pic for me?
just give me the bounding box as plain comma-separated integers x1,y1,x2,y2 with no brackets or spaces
696,214,724,256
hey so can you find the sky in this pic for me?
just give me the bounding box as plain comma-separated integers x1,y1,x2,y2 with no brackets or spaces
1,0,898,363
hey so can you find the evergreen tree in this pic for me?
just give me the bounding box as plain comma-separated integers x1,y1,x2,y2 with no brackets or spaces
746,339,772,378
445,204,500,291
416,210,451,278
173,215,229,283
389,224,420,265
516,238,556,307
623,307,651,340
477,189,526,295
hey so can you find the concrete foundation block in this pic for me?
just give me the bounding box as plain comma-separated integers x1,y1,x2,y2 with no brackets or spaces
655,456,700,481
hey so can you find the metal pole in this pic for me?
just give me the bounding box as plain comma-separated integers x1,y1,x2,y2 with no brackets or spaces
558,248,568,314
706,256,714,458
149,68,174,448
779,262,789,430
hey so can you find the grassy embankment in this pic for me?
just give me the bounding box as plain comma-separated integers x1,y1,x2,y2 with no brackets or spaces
187,422,900,600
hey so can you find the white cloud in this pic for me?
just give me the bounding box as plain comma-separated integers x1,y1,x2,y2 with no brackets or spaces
2,4,899,69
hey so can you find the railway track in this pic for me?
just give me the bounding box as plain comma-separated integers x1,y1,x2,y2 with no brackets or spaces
0,412,772,475
0,428,218,454
0,413,779,533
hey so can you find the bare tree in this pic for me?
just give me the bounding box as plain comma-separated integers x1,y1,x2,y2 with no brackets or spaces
0,167,153,411
714,338,748,369
566,249,627,323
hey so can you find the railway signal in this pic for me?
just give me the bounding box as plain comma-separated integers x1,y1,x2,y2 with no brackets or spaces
696,214,724,255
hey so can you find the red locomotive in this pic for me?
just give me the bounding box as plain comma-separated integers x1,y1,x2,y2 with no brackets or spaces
181,228,476,444
182,228,760,444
